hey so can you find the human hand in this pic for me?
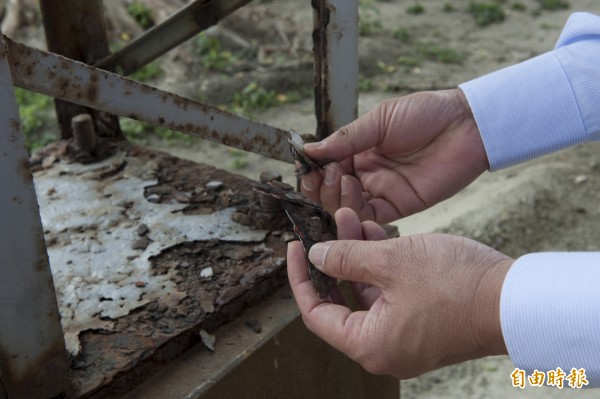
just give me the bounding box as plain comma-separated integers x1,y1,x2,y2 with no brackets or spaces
287,208,512,379
301,89,488,224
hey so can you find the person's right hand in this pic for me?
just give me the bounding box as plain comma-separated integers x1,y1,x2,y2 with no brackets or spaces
301,88,488,224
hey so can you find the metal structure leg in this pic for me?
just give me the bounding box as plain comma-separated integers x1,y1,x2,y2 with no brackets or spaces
313,0,359,138
40,0,122,139
0,32,70,399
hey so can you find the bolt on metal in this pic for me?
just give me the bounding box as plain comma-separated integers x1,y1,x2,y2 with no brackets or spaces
71,113,97,155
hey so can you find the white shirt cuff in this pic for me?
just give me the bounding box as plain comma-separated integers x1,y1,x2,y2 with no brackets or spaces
500,252,600,387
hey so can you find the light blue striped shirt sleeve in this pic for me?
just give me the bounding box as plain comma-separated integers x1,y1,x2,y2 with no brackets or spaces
460,12,600,171
460,12,600,387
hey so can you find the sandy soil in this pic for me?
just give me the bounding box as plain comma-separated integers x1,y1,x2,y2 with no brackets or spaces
7,0,600,397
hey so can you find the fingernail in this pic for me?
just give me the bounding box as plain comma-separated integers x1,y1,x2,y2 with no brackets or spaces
309,242,331,268
341,175,350,196
324,165,337,185
302,177,313,192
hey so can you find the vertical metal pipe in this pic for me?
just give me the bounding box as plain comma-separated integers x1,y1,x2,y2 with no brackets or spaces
40,0,122,140
312,0,359,138
0,32,71,398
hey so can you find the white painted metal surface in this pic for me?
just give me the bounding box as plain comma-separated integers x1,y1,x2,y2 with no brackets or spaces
34,153,269,357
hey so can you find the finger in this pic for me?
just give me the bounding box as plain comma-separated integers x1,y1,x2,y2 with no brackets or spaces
304,102,391,162
289,242,371,356
340,175,374,220
309,240,390,286
287,241,312,288
320,163,345,216
334,207,363,240
352,221,387,308
300,169,324,204
362,220,389,241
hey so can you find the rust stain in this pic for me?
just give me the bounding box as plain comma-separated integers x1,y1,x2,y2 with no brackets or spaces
8,119,21,144
87,73,99,103
312,0,333,139
16,157,32,183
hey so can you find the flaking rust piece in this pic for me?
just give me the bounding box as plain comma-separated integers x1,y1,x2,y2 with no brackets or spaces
254,180,336,298
288,130,331,176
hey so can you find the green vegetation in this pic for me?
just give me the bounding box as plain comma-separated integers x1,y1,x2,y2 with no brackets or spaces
538,0,569,10
406,3,425,15
376,61,396,73
417,43,465,64
121,119,196,146
196,33,238,70
393,27,411,42
467,2,506,26
126,1,155,29
358,0,383,36
397,55,420,68
228,82,280,117
129,61,164,82
358,77,377,92
229,149,248,170
14,88,56,152
443,3,455,12
511,2,527,11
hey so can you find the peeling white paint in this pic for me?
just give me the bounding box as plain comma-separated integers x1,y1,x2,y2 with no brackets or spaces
34,153,267,355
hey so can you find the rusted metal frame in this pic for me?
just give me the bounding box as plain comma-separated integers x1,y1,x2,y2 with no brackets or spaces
0,32,71,399
97,0,253,76
40,0,123,139
312,0,359,138
6,38,295,163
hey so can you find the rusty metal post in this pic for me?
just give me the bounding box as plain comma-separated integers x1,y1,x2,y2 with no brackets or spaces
312,0,359,138
5,38,295,163
0,32,71,399
40,0,122,139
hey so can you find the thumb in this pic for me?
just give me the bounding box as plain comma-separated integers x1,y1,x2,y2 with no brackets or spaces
309,240,391,287
304,103,389,161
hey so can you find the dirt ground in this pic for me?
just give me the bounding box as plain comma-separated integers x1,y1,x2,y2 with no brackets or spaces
6,0,600,397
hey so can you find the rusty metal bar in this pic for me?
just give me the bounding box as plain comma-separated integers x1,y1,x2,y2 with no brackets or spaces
40,0,123,139
6,38,294,163
97,0,252,75
312,0,359,137
0,32,71,399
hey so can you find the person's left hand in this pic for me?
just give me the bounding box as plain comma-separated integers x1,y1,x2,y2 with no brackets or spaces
287,208,513,379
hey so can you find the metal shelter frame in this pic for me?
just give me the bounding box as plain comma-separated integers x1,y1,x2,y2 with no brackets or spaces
0,0,358,397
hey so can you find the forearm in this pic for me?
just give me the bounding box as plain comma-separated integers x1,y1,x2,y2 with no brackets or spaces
460,12,600,170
